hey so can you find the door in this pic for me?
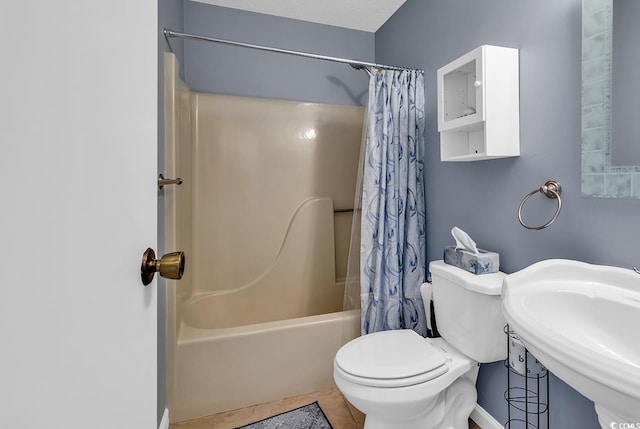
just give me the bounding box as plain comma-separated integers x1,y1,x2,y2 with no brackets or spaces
0,1,158,428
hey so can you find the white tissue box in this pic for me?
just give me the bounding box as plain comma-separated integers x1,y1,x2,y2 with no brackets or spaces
443,246,499,274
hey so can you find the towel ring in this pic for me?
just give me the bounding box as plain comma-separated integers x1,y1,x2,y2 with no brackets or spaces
518,180,562,230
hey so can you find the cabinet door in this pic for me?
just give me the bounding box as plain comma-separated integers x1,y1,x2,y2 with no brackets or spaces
437,46,485,132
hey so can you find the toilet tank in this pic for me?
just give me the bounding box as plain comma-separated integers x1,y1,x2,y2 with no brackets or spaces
428,260,507,363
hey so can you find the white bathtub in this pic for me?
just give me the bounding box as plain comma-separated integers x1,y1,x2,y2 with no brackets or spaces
163,53,363,423
171,308,360,422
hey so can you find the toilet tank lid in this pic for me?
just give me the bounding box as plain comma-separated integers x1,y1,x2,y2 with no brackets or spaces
429,260,506,295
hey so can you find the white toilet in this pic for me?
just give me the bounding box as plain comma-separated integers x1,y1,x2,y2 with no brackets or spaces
333,260,507,429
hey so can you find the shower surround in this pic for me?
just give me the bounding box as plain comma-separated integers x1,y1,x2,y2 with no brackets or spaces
164,54,362,422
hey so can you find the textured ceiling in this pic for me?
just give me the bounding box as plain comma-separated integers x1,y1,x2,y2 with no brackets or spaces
191,0,407,32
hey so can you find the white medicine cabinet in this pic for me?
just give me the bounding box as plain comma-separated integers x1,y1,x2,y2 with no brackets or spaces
437,45,520,161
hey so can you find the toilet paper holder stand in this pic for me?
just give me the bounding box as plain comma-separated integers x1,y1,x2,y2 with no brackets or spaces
504,325,550,429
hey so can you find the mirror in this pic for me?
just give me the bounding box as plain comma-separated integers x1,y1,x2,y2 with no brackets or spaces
582,0,640,198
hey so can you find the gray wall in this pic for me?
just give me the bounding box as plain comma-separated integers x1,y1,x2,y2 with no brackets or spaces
158,0,184,424
376,0,639,427
183,1,373,105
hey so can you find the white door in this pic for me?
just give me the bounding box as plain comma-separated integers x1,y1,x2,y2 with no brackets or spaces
0,1,158,428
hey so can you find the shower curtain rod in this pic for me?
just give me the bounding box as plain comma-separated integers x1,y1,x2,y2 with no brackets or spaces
163,29,422,74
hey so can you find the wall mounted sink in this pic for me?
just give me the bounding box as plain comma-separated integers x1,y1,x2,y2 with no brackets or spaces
502,259,640,428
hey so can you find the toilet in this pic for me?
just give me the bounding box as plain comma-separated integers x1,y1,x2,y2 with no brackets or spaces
333,260,507,429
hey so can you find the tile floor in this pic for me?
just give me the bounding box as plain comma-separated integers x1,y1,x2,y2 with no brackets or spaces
169,386,481,429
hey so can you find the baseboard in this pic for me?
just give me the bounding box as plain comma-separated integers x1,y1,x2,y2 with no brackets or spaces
471,404,502,429
159,408,169,429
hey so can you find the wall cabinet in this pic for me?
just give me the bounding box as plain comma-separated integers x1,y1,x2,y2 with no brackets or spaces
437,45,520,161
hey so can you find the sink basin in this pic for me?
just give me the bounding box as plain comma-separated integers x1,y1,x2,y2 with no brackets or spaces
502,259,640,427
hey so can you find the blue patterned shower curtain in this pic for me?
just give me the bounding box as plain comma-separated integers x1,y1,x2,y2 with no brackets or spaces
360,69,426,336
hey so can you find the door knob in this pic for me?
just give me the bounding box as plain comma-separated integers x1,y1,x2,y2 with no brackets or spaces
140,248,185,286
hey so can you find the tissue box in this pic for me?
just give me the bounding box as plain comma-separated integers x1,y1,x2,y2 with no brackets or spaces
443,246,499,274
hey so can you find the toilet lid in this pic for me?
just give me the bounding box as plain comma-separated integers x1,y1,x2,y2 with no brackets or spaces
335,330,447,380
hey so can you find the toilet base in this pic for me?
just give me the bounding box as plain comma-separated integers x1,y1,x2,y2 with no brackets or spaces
360,377,477,429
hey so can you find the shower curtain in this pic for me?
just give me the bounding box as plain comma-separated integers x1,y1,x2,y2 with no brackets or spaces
359,69,427,336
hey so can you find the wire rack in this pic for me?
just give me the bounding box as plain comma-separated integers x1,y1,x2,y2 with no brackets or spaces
504,325,550,429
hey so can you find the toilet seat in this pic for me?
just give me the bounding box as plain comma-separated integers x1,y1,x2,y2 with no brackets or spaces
334,330,449,388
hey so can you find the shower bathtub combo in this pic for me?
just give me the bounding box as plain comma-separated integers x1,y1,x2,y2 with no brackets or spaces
164,54,363,422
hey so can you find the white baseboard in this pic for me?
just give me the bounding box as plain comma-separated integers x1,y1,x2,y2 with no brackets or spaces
471,404,502,429
159,408,169,429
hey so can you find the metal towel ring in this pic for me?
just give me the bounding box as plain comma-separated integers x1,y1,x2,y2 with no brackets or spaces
518,180,562,230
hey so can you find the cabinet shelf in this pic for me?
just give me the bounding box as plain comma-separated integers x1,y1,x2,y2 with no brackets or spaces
440,115,484,133
437,45,520,162
442,153,489,162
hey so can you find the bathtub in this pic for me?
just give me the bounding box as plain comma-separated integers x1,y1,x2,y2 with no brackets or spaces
171,308,360,422
164,53,363,423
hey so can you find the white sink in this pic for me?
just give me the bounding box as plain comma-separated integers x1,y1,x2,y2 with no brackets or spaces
502,259,640,428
